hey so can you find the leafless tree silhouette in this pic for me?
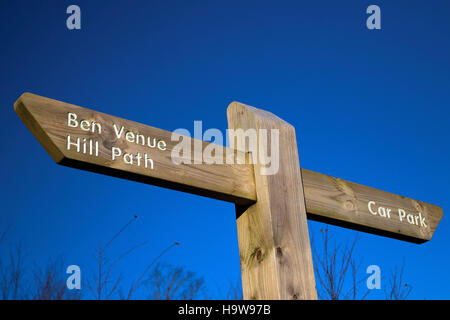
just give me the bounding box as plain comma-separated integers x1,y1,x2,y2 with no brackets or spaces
310,225,413,300
0,219,415,300
87,216,144,300
384,260,412,300
0,220,195,300
0,228,78,300
144,263,205,300
311,226,370,300
123,242,181,300
31,258,80,300
87,216,182,300
0,244,25,300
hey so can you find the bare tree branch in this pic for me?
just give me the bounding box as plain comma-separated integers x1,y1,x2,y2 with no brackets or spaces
311,225,370,300
125,241,180,300
32,257,80,300
144,263,205,300
385,259,411,300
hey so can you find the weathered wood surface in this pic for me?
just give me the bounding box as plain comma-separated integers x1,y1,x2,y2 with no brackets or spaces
302,169,443,244
14,93,256,205
227,101,317,300
14,93,443,244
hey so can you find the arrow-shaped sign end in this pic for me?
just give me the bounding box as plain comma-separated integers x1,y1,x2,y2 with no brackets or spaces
14,92,66,164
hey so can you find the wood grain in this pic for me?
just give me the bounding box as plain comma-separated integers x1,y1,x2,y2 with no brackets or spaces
302,168,443,244
227,101,317,300
14,93,443,244
14,93,257,205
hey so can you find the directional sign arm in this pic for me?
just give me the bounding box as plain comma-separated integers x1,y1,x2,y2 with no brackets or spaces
14,93,257,205
301,169,443,244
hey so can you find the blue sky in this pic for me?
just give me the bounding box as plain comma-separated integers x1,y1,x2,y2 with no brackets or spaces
1,0,449,299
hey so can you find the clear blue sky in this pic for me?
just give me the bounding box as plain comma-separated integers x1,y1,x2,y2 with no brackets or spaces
1,0,449,299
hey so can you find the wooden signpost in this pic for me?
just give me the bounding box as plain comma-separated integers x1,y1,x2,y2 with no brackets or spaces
15,92,443,300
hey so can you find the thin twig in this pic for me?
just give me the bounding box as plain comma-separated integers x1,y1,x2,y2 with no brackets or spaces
126,241,181,300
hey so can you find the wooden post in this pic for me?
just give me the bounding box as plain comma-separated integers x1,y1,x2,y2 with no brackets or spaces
14,93,444,299
227,102,317,300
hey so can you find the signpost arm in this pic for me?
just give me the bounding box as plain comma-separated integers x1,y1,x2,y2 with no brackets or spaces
227,102,317,300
